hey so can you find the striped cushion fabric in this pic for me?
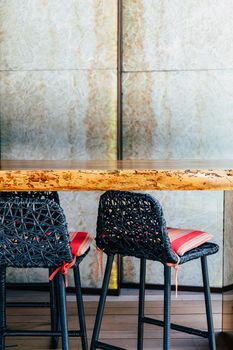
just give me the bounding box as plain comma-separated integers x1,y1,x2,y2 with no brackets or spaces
167,228,213,256
70,231,92,256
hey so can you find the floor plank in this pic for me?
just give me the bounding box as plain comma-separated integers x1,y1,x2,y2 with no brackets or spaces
4,290,228,349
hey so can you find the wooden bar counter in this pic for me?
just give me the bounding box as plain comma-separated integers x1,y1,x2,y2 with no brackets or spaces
0,159,233,191
0,159,232,348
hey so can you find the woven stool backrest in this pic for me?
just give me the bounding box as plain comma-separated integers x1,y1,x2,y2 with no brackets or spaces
0,192,73,267
0,191,60,204
96,190,178,264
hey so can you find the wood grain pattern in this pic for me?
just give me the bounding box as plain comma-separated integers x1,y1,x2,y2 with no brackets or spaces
0,160,233,191
5,290,227,350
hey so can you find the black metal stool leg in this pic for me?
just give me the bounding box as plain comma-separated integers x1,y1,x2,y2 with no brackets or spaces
201,256,216,350
73,265,88,350
0,268,6,350
137,258,146,350
55,274,61,346
90,253,115,350
163,266,171,350
49,268,60,349
57,272,69,350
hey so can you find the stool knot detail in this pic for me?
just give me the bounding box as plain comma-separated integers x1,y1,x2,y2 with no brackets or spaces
49,231,92,287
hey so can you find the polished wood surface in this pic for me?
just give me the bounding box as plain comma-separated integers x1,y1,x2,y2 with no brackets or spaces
0,159,233,191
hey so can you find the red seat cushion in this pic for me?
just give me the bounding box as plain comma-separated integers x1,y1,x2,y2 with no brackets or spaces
70,231,92,257
167,228,213,256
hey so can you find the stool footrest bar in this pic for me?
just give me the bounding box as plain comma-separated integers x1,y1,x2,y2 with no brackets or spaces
143,317,209,338
6,302,50,308
4,330,81,337
95,341,127,350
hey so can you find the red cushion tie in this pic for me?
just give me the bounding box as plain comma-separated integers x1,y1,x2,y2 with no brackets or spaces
49,231,92,287
49,255,77,287
95,247,104,282
167,253,181,298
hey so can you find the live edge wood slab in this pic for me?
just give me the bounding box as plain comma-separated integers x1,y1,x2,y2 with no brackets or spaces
0,159,233,191
1,159,233,348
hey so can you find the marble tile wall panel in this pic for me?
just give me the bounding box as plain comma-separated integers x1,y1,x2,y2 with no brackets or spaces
60,191,101,288
223,192,233,287
0,70,117,160
123,0,233,71
122,70,230,286
123,71,233,160
1,70,117,287
122,191,223,287
0,0,118,287
59,192,119,289
122,1,233,288
0,0,117,70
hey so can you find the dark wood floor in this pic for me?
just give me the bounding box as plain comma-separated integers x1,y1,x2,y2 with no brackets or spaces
4,290,229,349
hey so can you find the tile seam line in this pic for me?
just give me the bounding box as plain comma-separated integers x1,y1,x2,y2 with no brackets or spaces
123,68,233,73
1,68,233,73
0,68,117,72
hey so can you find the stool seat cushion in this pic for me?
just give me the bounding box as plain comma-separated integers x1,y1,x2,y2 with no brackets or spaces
70,231,92,257
179,242,219,264
167,228,213,256
167,227,219,264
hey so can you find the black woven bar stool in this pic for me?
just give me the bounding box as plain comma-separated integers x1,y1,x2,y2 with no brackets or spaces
0,192,90,350
90,190,219,350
